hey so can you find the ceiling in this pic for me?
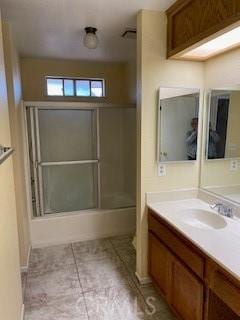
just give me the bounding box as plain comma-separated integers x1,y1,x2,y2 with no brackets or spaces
0,0,175,62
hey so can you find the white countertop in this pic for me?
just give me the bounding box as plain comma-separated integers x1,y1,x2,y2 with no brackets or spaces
148,198,240,281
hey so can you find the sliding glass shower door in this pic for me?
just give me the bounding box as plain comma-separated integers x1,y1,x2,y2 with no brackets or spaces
27,105,136,217
28,108,98,215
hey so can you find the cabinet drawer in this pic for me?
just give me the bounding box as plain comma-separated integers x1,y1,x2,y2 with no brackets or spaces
149,212,204,279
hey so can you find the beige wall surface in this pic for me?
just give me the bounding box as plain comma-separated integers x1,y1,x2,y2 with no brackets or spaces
125,59,137,104
2,21,30,268
0,14,23,320
136,10,204,279
201,48,240,188
20,57,135,104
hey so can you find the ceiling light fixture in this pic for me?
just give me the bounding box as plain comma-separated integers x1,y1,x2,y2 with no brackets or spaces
84,27,98,49
181,25,240,60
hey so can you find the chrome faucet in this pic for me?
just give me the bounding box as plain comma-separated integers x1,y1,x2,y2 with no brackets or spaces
210,202,234,218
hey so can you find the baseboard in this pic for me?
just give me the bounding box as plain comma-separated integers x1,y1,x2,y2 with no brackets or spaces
21,304,25,320
135,271,152,285
20,245,31,272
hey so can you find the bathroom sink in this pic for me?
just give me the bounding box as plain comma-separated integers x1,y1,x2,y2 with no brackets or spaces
178,209,227,230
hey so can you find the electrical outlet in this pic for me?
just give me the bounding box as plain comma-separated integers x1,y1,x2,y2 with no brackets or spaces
230,160,238,171
158,163,166,176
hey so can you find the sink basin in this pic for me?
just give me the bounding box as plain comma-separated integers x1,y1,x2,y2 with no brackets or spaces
178,209,227,230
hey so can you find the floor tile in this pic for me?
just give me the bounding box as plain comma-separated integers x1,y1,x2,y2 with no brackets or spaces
24,293,88,320
84,284,153,320
120,252,136,274
110,234,134,249
24,236,175,320
21,272,27,299
25,264,81,306
72,238,116,263
77,256,132,292
113,284,154,320
140,284,173,316
84,287,122,320
29,244,75,273
154,310,176,320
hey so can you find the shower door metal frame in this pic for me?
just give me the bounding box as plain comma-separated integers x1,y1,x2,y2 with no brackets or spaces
29,105,100,216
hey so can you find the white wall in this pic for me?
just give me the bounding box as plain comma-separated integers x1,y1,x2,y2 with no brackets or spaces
0,13,23,320
136,10,204,280
2,21,31,268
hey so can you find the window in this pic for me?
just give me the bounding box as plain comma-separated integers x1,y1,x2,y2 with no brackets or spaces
46,77,105,97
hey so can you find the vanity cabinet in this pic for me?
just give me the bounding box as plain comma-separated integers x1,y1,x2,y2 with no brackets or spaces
148,209,240,320
171,258,204,320
149,232,170,299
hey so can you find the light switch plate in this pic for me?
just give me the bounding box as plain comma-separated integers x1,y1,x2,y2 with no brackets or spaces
158,163,166,176
230,160,238,171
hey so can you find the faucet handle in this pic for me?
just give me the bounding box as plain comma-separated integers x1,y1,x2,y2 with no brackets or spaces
210,203,223,210
224,206,234,218
210,202,235,218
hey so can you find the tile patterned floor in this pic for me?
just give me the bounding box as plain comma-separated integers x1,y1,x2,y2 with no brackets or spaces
23,235,176,320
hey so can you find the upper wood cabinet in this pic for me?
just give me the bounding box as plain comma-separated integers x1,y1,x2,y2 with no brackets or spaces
167,0,240,58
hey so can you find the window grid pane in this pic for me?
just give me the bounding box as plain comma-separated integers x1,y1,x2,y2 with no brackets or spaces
47,79,63,96
76,80,90,97
46,78,104,97
91,80,104,97
64,79,74,96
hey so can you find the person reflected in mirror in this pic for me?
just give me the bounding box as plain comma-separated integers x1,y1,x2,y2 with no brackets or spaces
208,123,220,159
186,118,198,160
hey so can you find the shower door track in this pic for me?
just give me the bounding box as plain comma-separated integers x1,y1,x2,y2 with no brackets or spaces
40,160,99,166
29,105,101,217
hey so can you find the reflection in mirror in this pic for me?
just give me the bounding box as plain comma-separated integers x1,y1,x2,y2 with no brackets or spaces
207,89,240,159
158,87,200,162
201,86,240,205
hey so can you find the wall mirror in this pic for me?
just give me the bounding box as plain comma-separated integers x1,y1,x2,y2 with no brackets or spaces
206,88,240,160
201,86,240,205
158,87,200,162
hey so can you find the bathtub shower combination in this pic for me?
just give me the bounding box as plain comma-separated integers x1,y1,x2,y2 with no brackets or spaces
25,104,136,217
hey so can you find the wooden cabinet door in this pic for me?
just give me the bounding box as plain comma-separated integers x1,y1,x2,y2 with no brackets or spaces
206,290,239,320
170,258,204,320
149,232,170,298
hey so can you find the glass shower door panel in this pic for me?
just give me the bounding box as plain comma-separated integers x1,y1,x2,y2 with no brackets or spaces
99,107,136,209
42,164,98,214
38,109,97,162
